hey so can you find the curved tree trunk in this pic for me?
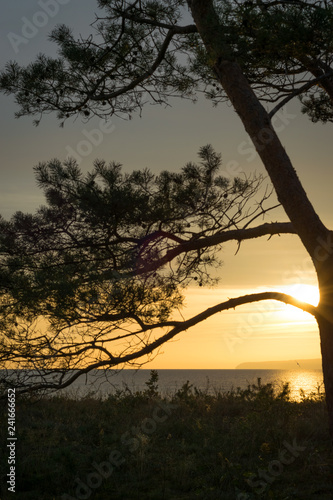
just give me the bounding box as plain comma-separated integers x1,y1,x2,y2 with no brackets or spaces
188,0,328,259
188,0,333,441
317,256,333,438
317,313,333,439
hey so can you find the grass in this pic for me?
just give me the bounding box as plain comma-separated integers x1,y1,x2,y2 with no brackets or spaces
1,371,333,499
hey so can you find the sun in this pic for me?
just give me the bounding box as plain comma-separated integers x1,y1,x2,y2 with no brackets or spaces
283,284,320,306
277,284,319,322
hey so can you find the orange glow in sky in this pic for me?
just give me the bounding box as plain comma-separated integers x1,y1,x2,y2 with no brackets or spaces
0,2,330,371
147,283,321,370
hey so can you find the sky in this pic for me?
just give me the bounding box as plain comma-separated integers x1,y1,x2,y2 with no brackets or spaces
0,1,332,369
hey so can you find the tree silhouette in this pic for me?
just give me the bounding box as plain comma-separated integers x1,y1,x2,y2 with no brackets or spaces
0,146,288,391
1,0,333,437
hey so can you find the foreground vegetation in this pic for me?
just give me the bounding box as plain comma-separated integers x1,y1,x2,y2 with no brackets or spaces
1,372,333,500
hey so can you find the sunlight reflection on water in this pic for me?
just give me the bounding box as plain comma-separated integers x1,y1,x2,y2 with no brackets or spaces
62,368,324,402
266,369,324,401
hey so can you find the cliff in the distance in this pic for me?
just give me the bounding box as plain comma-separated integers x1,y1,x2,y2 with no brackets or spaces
235,359,322,370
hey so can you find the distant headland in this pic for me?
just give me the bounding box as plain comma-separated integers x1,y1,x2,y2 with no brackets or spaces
235,359,322,370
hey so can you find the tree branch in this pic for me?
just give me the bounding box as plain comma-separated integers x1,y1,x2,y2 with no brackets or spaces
93,24,197,102
136,221,296,274
269,71,333,119
114,291,318,365
2,289,318,396
117,9,197,32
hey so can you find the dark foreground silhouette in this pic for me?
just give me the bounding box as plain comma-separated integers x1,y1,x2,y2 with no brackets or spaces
1,373,332,500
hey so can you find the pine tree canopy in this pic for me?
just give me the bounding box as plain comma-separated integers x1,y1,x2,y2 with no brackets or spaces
0,145,273,392
1,0,333,125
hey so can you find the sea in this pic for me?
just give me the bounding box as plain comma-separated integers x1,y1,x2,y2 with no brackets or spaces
61,368,324,402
